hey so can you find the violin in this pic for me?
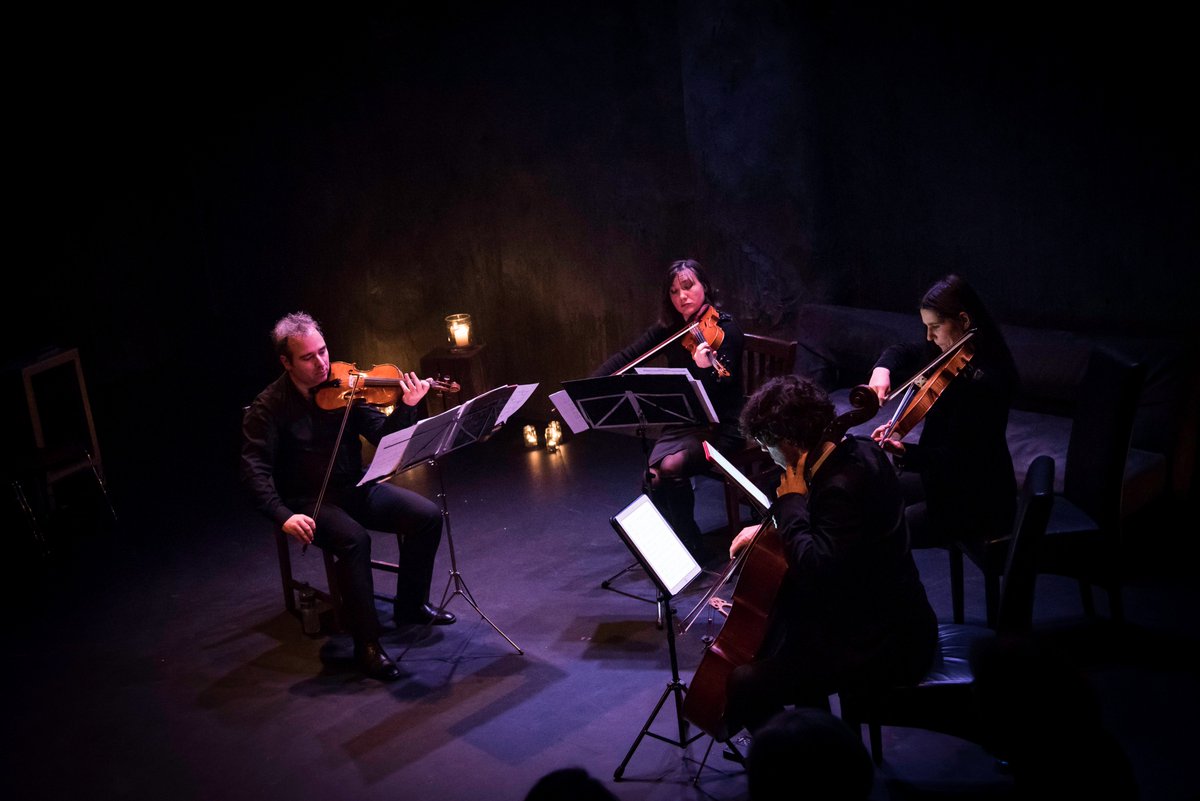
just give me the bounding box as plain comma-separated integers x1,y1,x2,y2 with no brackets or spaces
877,330,976,443
613,303,730,379
312,362,460,411
681,384,880,740
681,305,731,379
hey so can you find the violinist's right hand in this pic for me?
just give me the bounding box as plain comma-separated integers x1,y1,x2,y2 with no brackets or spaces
868,366,891,405
729,524,761,560
870,425,906,456
283,513,316,545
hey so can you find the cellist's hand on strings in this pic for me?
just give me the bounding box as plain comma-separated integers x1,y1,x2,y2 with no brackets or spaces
729,524,761,559
283,513,316,546
397,371,431,406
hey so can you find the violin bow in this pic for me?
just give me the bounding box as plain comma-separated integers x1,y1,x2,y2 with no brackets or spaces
303,369,364,554
878,329,976,443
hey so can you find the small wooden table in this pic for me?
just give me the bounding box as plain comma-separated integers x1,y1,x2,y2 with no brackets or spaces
419,344,491,414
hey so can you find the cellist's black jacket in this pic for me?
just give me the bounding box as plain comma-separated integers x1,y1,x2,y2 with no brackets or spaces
770,435,936,684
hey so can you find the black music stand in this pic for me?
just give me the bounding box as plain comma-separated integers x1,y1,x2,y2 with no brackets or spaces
362,383,537,658
552,372,716,608
608,494,706,780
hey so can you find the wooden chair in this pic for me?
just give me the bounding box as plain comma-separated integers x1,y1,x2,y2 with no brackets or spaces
274,528,402,633
242,403,402,634
717,333,798,537
13,347,116,544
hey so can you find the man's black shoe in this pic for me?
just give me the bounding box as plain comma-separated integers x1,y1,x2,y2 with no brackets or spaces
394,603,456,627
354,640,402,682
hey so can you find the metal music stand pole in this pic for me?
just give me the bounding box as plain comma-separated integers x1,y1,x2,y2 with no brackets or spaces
599,424,660,606
395,452,523,660
613,592,704,779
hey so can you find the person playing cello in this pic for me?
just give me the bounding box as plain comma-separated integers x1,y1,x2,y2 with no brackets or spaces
723,375,937,735
592,258,745,555
240,311,455,683
868,275,1020,610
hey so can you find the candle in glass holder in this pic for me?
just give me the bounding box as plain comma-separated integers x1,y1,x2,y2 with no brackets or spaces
545,422,561,452
445,313,473,351
523,425,538,447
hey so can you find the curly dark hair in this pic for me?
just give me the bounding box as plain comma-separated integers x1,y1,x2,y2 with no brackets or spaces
739,374,834,453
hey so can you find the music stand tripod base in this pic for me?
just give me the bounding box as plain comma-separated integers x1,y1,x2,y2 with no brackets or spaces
612,595,703,779
395,457,523,660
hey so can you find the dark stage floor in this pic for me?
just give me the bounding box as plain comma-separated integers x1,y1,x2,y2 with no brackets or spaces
9,421,1199,801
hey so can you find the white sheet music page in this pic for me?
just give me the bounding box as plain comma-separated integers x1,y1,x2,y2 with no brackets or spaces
497,383,539,425
359,405,461,485
635,367,717,424
549,389,589,434
703,441,772,512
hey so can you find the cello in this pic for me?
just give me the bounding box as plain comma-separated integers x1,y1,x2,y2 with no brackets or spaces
681,385,880,741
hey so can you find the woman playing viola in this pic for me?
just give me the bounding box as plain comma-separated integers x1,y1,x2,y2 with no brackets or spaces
592,259,745,554
869,275,1020,591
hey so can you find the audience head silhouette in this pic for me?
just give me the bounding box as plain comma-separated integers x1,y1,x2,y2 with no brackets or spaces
523,767,619,801
745,707,874,800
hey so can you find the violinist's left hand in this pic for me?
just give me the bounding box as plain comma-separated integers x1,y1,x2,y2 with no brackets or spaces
398,372,430,406
691,340,714,369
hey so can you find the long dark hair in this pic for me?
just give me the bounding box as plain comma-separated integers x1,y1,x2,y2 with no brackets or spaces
921,274,1019,388
658,258,720,327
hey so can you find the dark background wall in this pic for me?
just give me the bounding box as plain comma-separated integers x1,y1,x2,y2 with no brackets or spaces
9,2,1197,483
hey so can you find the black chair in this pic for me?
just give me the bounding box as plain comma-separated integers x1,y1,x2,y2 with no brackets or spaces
839,454,1055,764
956,346,1144,627
1036,346,1144,622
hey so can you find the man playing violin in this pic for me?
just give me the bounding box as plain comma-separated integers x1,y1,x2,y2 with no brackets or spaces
723,375,936,735
592,259,745,554
867,275,1019,599
240,311,454,682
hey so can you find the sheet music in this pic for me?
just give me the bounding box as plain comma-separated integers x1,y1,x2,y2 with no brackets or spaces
360,405,461,485
359,382,538,485
635,367,717,424
611,494,701,598
703,441,772,512
549,388,589,434
497,383,539,426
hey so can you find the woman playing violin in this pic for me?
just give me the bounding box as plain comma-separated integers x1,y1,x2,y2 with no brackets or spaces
723,375,936,735
869,274,1020,564
240,312,455,683
592,259,745,553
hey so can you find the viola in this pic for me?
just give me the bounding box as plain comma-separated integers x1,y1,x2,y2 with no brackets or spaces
613,303,731,379
681,384,880,740
877,330,976,443
312,362,460,411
